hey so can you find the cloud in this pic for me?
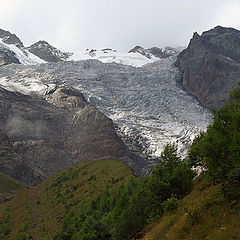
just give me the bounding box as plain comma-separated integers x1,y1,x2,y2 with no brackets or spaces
0,0,239,52
214,1,240,30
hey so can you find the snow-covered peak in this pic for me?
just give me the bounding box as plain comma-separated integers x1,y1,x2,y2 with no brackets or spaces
68,48,159,67
0,28,184,68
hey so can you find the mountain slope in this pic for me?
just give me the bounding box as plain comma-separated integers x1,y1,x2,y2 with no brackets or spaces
142,175,240,240
0,29,45,66
176,26,240,109
0,126,44,184
0,159,134,240
0,173,24,204
0,86,147,184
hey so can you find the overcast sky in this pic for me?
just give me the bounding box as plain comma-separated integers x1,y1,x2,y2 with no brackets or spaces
1,0,240,52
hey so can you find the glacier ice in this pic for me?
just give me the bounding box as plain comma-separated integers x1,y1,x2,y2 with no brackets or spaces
0,56,212,161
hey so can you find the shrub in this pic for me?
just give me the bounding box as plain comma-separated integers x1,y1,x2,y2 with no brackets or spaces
162,196,180,213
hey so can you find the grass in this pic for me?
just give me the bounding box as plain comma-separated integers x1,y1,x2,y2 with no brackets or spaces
141,175,240,240
0,173,24,200
0,159,134,240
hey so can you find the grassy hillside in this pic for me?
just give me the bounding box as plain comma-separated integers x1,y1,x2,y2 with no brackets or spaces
142,175,240,240
0,173,24,201
0,159,134,240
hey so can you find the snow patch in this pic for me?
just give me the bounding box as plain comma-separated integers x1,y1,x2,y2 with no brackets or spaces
0,39,45,65
69,49,158,67
0,76,55,95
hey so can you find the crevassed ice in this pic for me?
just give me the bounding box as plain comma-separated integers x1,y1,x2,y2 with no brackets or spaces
0,57,212,159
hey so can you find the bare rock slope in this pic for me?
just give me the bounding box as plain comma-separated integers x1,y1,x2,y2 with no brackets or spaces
176,26,240,109
0,87,147,184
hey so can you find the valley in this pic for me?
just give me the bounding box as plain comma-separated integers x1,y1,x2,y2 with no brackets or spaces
0,25,240,240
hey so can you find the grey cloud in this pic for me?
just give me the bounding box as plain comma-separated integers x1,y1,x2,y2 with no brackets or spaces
0,0,240,52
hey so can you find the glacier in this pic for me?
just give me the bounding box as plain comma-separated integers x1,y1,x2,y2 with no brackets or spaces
0,55,212,161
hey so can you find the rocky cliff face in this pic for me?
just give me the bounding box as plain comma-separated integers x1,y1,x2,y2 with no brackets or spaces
0,48,20,66
0,86,148,184
176,26,240,109
0,124,43,184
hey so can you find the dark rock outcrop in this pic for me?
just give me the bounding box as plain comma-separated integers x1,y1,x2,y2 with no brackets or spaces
0,86,147,184
149,47,181,59
27,40,71,62
0,126,43,184
0,48,20,66
176,26,240,109
129,45,152,59
129,46,182,59
0,29,22,66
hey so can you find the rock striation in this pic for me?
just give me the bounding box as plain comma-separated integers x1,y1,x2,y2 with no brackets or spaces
176,26,240,109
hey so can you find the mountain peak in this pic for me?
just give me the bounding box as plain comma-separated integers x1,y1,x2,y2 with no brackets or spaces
176,25,240,109
202,25,239,36
27,40,71,62
129,45,152,59
0,29,24,48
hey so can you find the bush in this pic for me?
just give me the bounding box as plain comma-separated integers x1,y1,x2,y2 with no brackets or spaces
184,206,201,225
146,143,195,217
162,197,180,213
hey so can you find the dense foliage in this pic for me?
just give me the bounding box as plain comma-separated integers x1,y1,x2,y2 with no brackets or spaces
189,85,240,200
54,144,195,240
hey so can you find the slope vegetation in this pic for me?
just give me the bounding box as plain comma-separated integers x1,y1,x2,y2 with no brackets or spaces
0,159,134,240
0,173,24,203
142,175,240,240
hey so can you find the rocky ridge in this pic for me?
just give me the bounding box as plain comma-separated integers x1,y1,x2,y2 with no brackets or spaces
27,40,72,62
129,45,183,59
176,26,240,109
0,29,24,48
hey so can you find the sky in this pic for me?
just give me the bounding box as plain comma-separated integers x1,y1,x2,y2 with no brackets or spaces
0,0,240,52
